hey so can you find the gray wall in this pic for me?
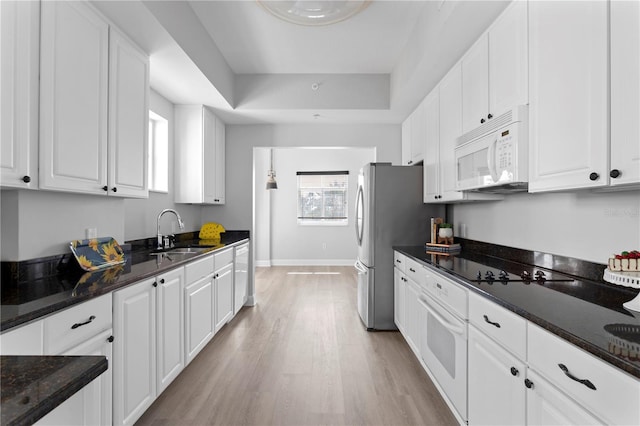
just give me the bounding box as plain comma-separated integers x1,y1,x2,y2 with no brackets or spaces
453,190,640,264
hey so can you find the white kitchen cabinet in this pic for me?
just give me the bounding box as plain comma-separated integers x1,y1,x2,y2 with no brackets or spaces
108,27,150,198
528,1,608,192
424,64,502,203
234,242,249,314
525,369,603,426
0,0,39,189
610,0,640,188
0,319,44,355
214,249,234,332
403,276,420,356
461,0,527,134
156,267,184,394
113,277,157,426
185,272,215,365
393,264,406,333
39,0,149,197
401,99,425,166
38,329,114,426
175,105,226,204
468,325,526,426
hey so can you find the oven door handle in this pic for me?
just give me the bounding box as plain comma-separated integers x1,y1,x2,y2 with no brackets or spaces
419,295,465,336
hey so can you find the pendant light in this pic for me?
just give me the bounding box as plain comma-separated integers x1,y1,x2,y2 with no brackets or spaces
266,148,278,190
257,0,371,26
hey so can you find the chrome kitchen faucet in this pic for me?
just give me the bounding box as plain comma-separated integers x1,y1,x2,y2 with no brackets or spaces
157,209,185,249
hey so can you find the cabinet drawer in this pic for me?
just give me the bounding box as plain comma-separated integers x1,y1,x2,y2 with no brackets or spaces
0,320,44,355
405,257,427,288
394,251,406,273
424,268,467,317
214,247,234,269
528,323,639,426
44,294,112,354
185,254,214,284
469,291,526,359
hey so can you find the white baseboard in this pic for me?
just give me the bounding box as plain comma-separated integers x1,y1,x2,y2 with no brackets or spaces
255,260,272,267
270,259,355,266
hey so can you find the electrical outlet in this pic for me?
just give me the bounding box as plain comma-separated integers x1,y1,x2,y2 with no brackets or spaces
458,223,467,238
85,228,97,239
322,242,327,250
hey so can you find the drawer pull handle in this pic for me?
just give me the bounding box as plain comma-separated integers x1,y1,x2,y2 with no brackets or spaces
71,315,96,329
409,268,416,273
510,367,519,376
558,363,596,390
483,315,501,328
396,259,401,263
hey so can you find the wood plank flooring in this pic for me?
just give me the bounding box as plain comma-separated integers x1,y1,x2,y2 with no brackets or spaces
136,266,457,426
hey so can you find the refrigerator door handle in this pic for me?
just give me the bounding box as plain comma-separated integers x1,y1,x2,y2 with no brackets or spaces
355,184,364,246
354,259,368,273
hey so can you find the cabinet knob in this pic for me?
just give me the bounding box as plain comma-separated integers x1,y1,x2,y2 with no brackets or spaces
102,185,109,192
524,378,534,389
107,335,114,343
408,160,413,165
111,187,117,193
153,281,158,287
589,172,599,181
487,113,493,119
610,169,621,179
160,278,165,284
510,367,519,376
22,175,31,183
480,118,486,124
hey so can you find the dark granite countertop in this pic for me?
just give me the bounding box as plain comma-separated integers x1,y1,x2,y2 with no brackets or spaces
0,355,108,426
1,231,250,332
395,239,640,379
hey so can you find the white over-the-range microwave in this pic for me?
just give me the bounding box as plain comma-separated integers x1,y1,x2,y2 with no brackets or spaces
454,105,528,193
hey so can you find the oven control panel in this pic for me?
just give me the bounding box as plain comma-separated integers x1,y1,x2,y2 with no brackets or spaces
424,270,468,319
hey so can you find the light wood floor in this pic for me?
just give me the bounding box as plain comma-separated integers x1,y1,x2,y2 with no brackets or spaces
136,266,457,426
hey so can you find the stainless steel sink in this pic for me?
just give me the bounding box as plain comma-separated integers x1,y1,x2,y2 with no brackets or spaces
150,246,210,256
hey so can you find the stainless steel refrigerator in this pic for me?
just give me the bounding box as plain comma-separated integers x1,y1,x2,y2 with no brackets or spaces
354,163,445,330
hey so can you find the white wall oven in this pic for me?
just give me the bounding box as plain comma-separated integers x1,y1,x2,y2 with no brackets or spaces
419,268,469,421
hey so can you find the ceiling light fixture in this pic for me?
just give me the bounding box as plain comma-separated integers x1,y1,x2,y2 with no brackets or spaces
257,1,371,26
266,148,278,190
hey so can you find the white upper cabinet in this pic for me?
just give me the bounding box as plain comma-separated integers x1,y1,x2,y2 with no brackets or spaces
175,105,226,204
39,1,149,197
108,27,150,198
0,0,39,189
610,0,640,187
401,119,412,166
462,0,528,134
402,100,426,166
528,1,608,192
423,88,440,201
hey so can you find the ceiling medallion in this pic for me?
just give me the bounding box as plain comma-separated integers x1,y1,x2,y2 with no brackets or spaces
257,1,371,26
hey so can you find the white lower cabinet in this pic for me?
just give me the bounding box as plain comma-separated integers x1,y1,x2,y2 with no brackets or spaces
526,369,603,425
468,325,525,426
156,267,184,394
185,273,215,364
393,266,406,333
214,260,234,332
37,329,114,426
113,277,157,426
403,277,420,356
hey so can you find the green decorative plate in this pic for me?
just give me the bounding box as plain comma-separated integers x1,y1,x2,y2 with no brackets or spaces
70,237,126,271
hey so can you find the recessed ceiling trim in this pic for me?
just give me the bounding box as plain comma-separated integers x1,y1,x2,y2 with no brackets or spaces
257,0,371,26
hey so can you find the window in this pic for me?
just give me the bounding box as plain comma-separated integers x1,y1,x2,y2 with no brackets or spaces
148,110,168,192
297,171,349,225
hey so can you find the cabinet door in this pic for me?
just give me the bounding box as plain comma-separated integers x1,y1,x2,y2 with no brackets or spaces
108,27,149,198
526,370,603,425
185,275,214,365
401,118,412,166
610,0,640,187
113,278,157,426
0,0,39,189
394,268,406,332
410,100,426,165
468,325,525,426
404,278,420,355
438,64,466,202
215,262,234,332
39,1,109,195
423,89,440,202
202,106,216,204
156,268,184,394
214,115,226,204
488,0,528,117
461,35,489,134
529,1,608,192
